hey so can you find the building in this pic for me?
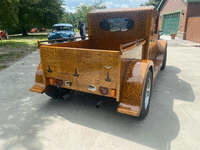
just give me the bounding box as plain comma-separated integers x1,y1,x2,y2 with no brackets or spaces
158,0,200,43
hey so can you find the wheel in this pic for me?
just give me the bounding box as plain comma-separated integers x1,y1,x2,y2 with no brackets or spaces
138,70,152,119
161,46,167,70
45,85,73,99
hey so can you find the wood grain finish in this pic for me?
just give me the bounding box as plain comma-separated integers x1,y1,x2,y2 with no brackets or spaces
40,46,121,100
30,6,167,117
30,62,47,93
118,59,153,116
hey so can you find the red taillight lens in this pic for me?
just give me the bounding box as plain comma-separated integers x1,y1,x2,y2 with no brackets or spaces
56,79,63,86
99,86,109,95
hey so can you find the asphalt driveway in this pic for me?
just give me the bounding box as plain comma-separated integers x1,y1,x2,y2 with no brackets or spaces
0,39,200,150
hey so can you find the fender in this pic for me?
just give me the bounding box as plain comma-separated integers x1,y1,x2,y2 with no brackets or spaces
117,59,154,117
156,40,167,64
151,40,167,82
157,40,167,52
30,62,47,93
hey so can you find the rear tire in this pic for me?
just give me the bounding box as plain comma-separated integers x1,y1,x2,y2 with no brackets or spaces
161,46,167,70
45,85,73,99
138,70,152,120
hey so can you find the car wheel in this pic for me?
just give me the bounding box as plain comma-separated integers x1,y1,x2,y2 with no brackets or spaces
138,70,152,120
161,46,167,70
45,85,73,99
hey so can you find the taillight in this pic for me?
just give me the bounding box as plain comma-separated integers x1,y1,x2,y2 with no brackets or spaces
49,78,56,85
99,86,109,95
56,79,63,86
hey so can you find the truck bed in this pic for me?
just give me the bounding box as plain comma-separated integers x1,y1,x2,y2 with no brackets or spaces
40,43,121,100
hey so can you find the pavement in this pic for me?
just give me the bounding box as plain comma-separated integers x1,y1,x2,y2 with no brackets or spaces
0,38,200,150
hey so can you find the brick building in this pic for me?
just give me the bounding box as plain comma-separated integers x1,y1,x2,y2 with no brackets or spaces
158,0,200,43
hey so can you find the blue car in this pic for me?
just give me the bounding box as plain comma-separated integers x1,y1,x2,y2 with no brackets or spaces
48,23,76,42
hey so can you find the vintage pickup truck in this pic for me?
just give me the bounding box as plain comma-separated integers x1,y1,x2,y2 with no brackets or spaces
30,6,167,119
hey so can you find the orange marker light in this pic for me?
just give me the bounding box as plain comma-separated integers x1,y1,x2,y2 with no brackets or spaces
49,78,56,85
110,89,116,97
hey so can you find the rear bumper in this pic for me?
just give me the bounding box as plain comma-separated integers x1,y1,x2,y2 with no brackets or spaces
30,83,47,94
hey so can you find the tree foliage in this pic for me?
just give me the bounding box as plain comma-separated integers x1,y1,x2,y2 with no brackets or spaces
140,0,162,9
0,0,19,32
0,0,64,35
61,1,107,28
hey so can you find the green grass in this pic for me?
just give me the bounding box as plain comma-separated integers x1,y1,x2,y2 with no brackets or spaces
0,35,48,48
0,64,9,69
0,34,48,71
74,29,80,33
0,51,26,63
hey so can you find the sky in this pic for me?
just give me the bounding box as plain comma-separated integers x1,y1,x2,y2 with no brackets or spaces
63,0,149,13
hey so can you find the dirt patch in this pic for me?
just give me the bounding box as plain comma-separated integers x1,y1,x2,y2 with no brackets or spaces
0,46,37,71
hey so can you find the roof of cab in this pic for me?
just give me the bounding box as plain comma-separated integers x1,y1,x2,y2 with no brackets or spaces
53,23,73,27
89,6,155,14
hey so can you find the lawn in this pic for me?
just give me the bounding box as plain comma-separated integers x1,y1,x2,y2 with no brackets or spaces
0,34,48,70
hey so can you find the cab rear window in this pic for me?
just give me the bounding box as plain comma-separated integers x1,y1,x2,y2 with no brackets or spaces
99,18,134,32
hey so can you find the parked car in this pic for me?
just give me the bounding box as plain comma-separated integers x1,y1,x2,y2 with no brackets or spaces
47,23,76,42
0,30,9,39
30,28,39,33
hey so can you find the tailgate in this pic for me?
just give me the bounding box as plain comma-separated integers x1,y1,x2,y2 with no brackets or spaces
40,46,121,100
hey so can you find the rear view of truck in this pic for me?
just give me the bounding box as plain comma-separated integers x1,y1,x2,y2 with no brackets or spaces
35,42,121,100
30,6,167,119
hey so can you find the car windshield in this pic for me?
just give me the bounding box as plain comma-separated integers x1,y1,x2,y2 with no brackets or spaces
52,26,73,32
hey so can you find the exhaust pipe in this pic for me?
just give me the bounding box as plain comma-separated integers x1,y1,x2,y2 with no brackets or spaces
96,100,103,108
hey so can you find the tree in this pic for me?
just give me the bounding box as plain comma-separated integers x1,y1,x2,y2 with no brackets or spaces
91,0,107,10
74,1,107,28
0,0,19,32
18,0,64,35
141,0,162,9
61,12,76,25
0,0,64,35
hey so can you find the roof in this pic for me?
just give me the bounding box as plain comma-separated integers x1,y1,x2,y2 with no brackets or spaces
53,23,73,27
187,0,200,2
157,0,200,11
89,6,156,14
157,0,165,12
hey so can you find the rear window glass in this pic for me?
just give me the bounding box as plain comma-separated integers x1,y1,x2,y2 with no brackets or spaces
99,18,134,32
